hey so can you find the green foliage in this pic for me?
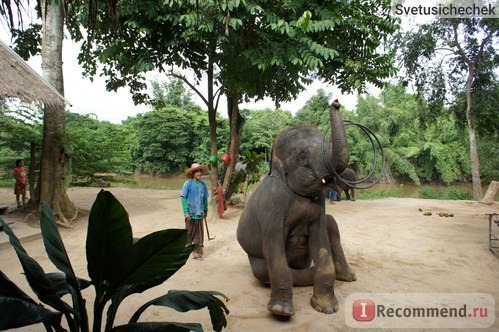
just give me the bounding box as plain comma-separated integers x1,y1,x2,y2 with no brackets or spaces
0,103,42,171
228,150,266,196
241,108,293,158
293,89,331,130
77,0,399,112
0,190,229,331
478,133,499,183
131,106,221,174
356,187,403,200
150,78,199,111
393,18,498,199
66,113,135,181
354,84,470,185
445,187,473,200
419,185,438,199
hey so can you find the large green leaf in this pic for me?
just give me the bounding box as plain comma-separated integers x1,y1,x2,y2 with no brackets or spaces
41,203,80,290
130,290,229,331
0,296,63,330
40,204,89,330
86,190,133,296
45,272,91,297
113,243,194,300
110,229,189,286
0,219,78,330
0,269,62,330
105,244,194,331
0,270,35,302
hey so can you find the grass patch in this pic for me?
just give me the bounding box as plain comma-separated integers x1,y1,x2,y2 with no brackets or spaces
445,187,473,200
419,185,439,199
0,175,11,188
356,186,403,199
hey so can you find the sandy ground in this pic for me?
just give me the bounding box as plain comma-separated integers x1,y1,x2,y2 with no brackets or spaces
1,187,498,331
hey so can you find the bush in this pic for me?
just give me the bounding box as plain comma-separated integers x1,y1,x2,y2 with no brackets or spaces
419,185,439,199
356,187,403,199
0,190,229,331
445,187,473,200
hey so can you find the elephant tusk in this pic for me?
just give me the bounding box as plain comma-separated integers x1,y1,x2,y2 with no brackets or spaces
322,178,326,184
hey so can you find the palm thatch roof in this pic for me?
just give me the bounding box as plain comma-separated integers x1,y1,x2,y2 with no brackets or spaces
0,38,71,107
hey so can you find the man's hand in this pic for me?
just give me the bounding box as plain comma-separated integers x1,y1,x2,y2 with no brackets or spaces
184,214,191,222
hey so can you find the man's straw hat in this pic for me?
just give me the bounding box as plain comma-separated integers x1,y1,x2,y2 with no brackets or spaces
185,163,208,178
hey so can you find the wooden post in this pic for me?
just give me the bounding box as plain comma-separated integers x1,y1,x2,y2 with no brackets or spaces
480,181,498,205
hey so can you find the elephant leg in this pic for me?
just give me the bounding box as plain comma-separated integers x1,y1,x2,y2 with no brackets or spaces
291,267,316,286
308,247,338,314
250,255,295,316
248,255,270,284
345,190,351,200
325,214,356,282
350,189,356,201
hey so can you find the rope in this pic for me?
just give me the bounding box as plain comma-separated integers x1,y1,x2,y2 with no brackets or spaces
322,120,385,190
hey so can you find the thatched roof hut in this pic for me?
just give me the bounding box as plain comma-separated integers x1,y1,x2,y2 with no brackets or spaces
0,38,71,107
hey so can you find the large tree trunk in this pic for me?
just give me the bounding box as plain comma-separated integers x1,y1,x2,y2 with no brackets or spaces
465,63,482,201
207,49,219,188
38,0,74,227
223,91,245,201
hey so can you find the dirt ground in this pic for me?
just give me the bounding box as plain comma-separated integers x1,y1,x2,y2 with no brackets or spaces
1,187,498,331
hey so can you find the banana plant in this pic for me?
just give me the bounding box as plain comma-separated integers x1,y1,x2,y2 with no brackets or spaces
0,190,229,331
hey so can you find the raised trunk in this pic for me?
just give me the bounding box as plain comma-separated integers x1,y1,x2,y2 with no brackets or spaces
329,100,350,174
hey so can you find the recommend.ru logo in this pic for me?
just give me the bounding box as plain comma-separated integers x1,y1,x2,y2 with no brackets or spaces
345,293,495,329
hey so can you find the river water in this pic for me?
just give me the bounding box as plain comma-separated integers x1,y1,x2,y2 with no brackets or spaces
121,173,496,200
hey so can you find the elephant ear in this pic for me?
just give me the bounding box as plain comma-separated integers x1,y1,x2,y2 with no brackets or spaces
268,148,286,179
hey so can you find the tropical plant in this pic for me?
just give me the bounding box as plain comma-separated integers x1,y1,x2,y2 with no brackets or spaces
227,150,266,200
240,108,293,160
66,112,134,182
76,0,399,193
394,18,498,199
0,190,229,331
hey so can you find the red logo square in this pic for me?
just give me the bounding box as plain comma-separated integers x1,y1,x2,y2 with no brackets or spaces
352,299,376,321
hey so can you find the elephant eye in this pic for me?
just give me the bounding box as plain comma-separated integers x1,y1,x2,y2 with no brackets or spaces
297,152,308,166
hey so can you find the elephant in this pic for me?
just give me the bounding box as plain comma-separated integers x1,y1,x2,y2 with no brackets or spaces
337,168,357,201
237,100,356,317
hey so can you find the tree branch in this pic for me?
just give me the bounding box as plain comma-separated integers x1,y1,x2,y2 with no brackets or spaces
167,71,209,107
452,23,471,68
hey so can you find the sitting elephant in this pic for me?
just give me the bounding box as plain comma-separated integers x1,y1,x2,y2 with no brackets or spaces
337,168,357,201
237,100,356,317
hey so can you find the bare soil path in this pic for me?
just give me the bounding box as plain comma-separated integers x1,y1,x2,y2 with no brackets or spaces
1,187,498,331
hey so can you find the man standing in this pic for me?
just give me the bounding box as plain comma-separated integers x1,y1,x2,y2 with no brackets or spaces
181,163,209,260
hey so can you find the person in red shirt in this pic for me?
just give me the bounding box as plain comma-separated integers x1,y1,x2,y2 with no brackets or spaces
12,159,28,208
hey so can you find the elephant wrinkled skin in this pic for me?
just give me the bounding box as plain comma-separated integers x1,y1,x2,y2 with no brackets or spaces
237,101,356,317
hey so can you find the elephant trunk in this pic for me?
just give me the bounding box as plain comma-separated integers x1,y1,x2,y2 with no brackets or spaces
330,100,350,174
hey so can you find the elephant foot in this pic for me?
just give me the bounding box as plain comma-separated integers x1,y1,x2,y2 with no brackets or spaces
335,263,357,282
310,293,338,314
267,297,295,317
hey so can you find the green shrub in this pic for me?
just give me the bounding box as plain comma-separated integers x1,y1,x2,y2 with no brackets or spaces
419,185,439,199
0,174,11,188
356,187,403,199
0,190,229,331
445,187,473,200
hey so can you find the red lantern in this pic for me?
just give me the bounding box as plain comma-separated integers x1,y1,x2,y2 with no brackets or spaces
222,153,231,163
